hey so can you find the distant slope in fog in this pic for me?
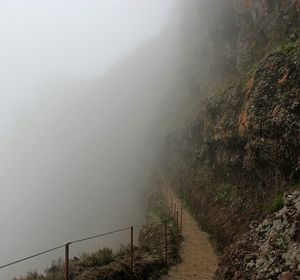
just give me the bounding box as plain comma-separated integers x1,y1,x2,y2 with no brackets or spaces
0,23,182,279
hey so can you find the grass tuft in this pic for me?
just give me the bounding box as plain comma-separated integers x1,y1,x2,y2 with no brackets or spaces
268,193,284,213
78,247,115,267
215,183,237,203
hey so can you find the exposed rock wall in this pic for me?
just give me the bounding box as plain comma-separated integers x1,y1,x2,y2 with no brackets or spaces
161,0,300,259
215,191,300,279
234,0,300,71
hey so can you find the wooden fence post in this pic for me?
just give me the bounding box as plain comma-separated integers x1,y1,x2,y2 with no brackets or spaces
174,203,176,219
176,210,179,257
164,221,168,266
176,210,179,237
130,226,134,272
64,242,70,280
180,205,183,235
165,187,168,209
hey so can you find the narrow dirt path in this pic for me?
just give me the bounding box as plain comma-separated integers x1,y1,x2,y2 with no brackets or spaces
162,188,218,280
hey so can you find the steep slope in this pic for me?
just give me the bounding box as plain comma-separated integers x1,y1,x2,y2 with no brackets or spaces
158,1,300,279
163,42,299,246
6,1,299,279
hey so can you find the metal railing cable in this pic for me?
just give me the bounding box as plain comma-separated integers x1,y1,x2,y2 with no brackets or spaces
70,226,132,245
0,244,65,270
0,181,181,280
71,224,145,245
0,223,145,271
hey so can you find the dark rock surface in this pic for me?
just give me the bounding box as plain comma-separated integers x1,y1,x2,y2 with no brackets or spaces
215,191,300,279
164,45,299,251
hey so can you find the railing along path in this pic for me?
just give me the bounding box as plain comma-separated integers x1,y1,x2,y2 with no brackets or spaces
0,183,183,280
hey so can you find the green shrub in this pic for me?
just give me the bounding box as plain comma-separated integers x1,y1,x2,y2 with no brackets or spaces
44,259,63,280
13,259,64,280
276,234,287,250
147,187,173,225
78,247,115,267
13,271,40,280
280,40,298,53
215,183,237,202
269,193,284,212
289,181,300,192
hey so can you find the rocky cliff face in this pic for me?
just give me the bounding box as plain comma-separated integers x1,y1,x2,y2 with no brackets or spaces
234,0,300,71
164,43,299,247
176,0,300,90
161,1,300,277
215,191,300,279
200,46,299,187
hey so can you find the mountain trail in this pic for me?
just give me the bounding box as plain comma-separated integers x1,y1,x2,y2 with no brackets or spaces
162,189,218,280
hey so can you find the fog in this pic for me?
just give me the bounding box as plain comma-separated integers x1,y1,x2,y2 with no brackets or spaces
0,1,179,278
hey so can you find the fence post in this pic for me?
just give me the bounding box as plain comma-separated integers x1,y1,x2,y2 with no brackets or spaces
176,210,179,237
174,203,176,219
64,242,70,280
165,187,168,209
164,220,168,266
171,195,173,214
180,205,183,235
130,226,134,272
176,210,179,257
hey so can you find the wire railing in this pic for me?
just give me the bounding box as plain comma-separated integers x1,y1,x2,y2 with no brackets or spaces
0,244,66,270
0,184,183,280
0,225,144,278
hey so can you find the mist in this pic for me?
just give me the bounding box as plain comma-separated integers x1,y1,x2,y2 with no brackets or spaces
0,1,180,278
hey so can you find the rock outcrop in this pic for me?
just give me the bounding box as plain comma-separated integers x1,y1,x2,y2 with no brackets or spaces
215,191,300,279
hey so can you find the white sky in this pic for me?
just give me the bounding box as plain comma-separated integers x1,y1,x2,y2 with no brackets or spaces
0,0,174,134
